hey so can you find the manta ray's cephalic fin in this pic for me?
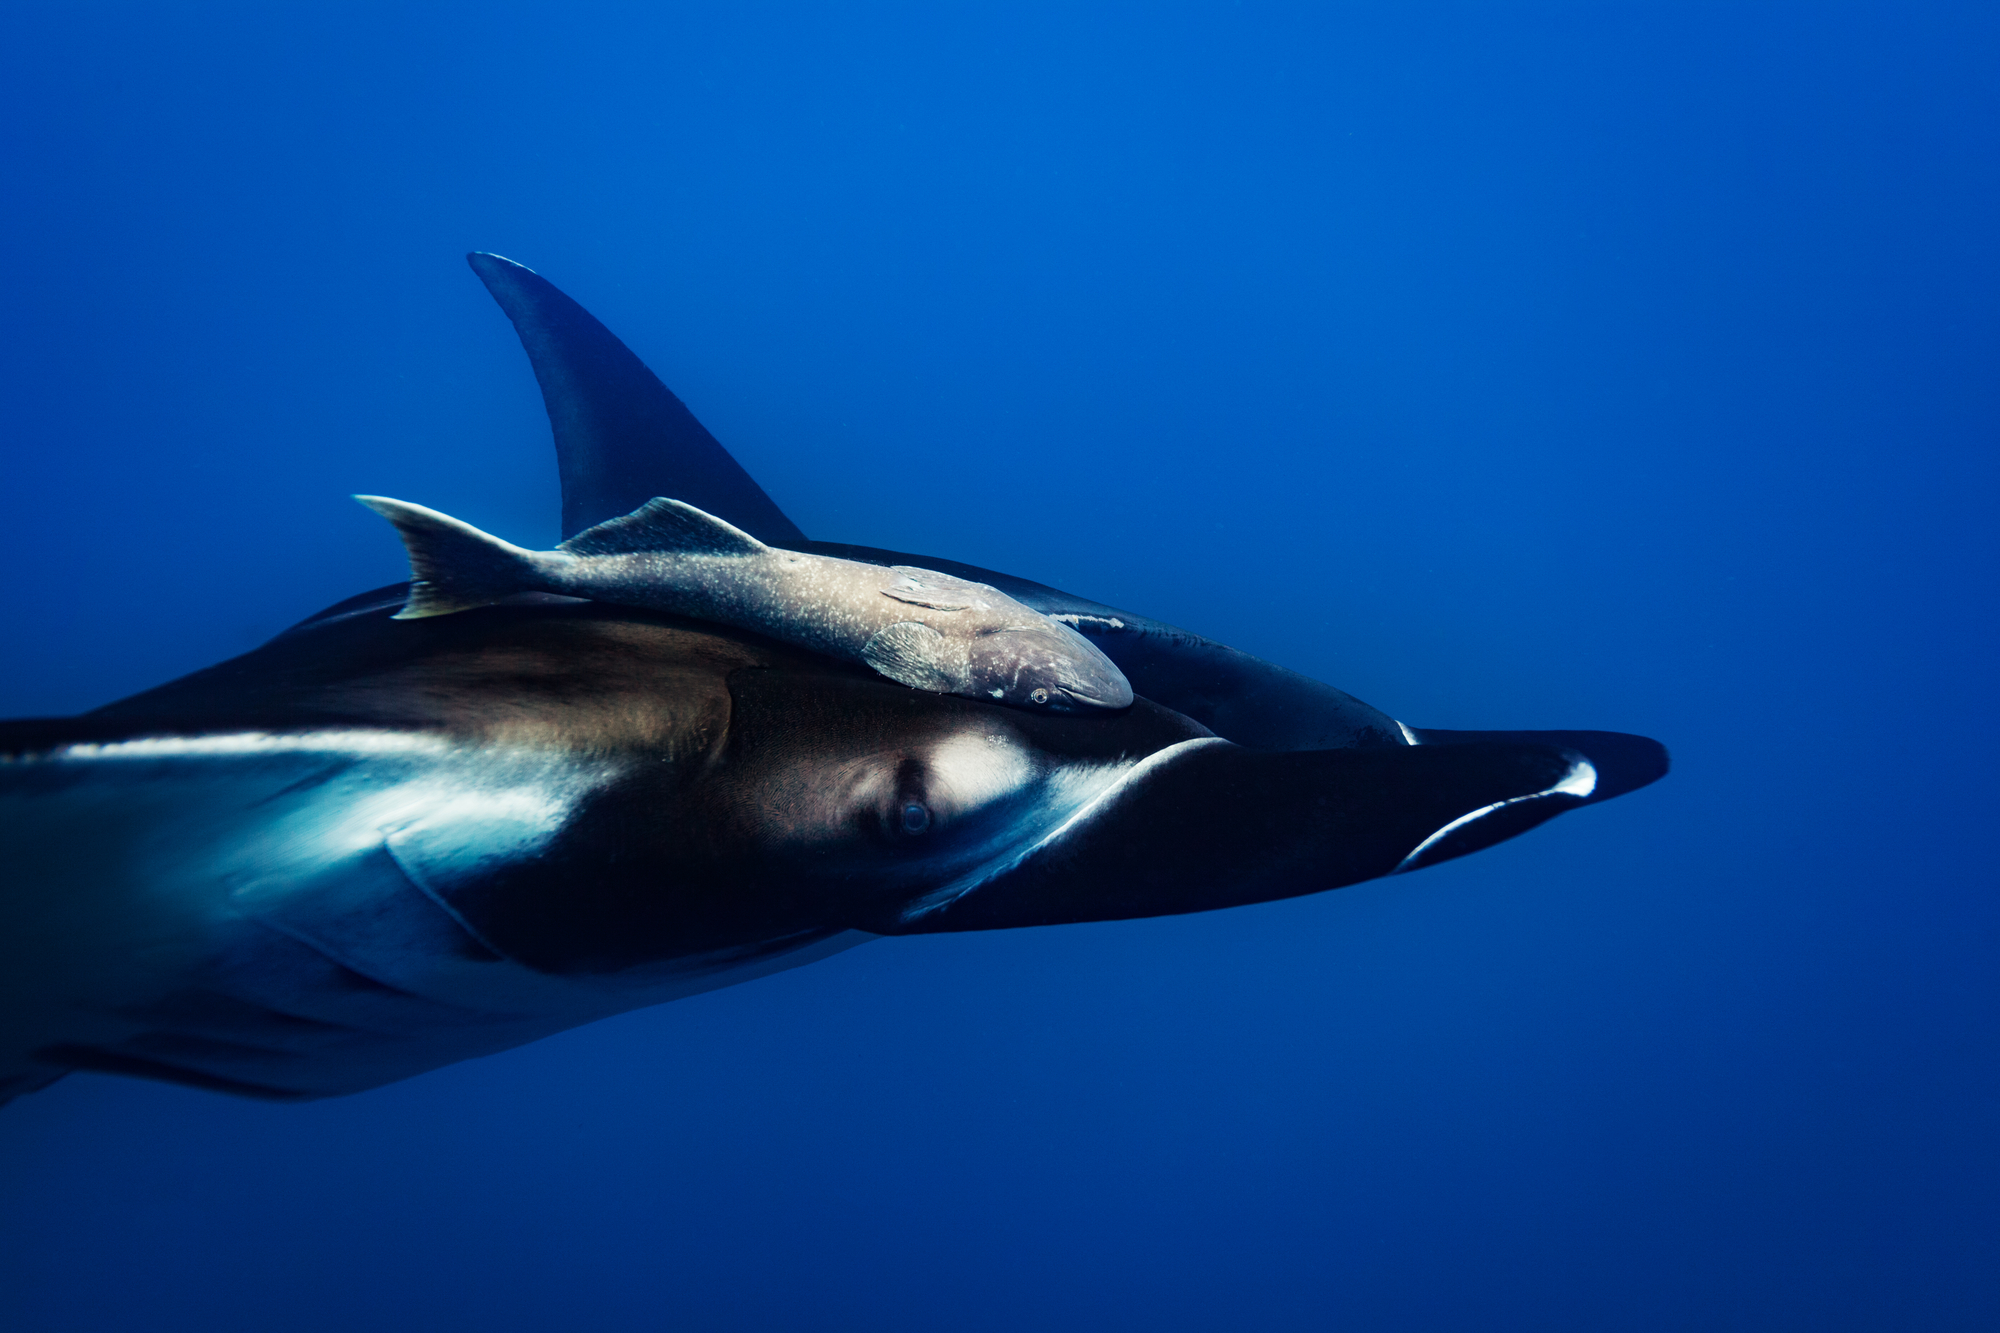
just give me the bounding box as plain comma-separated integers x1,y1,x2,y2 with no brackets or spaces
459,256,1666,777
466,252,808,545
872,740,1606,933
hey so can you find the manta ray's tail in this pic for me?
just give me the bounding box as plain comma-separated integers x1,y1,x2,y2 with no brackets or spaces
354,496,544,619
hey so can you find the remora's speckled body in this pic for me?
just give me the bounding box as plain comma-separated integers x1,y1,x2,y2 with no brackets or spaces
358,494,1133,712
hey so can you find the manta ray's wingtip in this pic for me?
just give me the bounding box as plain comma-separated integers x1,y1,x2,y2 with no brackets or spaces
466,251,536,276
462,247,811,547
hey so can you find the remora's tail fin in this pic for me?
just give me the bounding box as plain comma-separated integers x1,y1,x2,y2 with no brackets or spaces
354,496,543,619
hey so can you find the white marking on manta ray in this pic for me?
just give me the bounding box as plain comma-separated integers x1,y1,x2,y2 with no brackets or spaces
1390,758,1598,875
12,730,454,763
1049,614,1127,631
924,731,1036,810
19,732,624,916
4,729,611,924
63,734,622,916
900,736,1232,922
1398,721,1421,746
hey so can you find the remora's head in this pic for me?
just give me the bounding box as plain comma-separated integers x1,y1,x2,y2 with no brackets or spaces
870,566,1133,712
969,619,1135,712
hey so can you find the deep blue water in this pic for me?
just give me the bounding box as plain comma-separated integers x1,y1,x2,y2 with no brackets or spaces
2,3,1995,1328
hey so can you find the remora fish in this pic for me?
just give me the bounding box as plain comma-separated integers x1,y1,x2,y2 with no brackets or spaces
356,494,1134,713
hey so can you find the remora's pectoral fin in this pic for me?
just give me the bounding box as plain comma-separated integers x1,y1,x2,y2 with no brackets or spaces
466,252,807,544
874,740,1600,934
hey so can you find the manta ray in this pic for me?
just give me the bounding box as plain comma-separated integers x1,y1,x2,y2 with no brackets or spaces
0,254,1667,1106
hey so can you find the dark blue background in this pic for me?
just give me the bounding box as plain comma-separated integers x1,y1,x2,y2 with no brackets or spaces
2,3,1995,1328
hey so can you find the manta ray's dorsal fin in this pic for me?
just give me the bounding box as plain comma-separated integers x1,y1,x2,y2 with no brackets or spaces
466,252,808,545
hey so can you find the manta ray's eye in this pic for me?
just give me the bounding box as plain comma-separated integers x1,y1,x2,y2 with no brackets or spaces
900,801,932,834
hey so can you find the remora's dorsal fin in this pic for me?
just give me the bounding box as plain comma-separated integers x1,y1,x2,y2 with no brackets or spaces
354,496,541,619
465,252,808,545
561,497,768,558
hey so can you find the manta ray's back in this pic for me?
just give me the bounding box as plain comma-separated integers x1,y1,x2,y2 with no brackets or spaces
472,250,1665,789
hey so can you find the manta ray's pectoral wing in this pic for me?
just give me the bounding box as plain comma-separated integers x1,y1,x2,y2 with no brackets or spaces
0,705,871,1106
467,252,807,545
0,719,629,1103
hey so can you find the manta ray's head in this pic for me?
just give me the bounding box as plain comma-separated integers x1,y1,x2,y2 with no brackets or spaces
342,607,1612,974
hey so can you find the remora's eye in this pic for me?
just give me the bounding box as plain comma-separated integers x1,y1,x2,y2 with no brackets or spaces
900,802,932,834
